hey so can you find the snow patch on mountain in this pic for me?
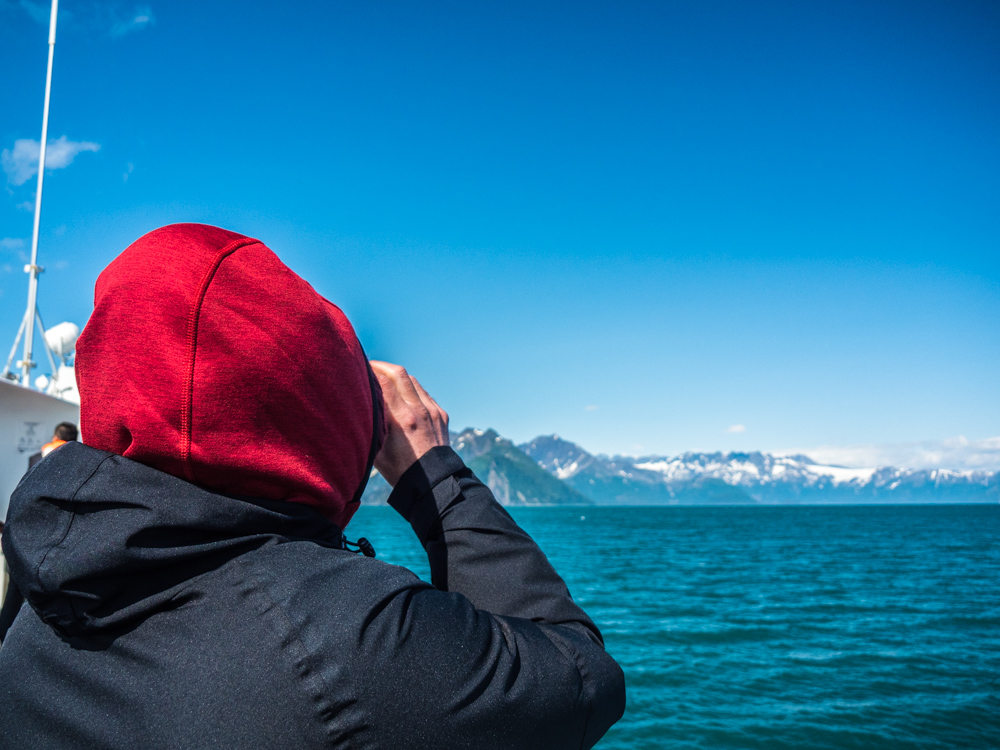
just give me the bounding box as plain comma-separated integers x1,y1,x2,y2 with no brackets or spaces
800,464,877,485
519,434,999,504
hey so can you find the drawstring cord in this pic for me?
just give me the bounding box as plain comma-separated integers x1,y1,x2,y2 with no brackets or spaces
343,535,376,558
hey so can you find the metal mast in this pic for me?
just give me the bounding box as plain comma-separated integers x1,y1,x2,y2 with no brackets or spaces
19,0,59,385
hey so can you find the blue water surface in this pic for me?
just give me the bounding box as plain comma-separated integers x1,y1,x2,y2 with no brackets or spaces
349,504,1000,749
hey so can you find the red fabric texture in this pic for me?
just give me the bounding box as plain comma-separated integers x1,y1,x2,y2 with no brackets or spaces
76,223,383,528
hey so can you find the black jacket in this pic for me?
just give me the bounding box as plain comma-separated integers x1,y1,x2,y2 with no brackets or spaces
0,442,625,749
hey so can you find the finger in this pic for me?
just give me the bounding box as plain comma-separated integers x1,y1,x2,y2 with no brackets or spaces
411,377,449,443
370,361,424,409
369,361,406,409
370,362,433,440
409,376,440,416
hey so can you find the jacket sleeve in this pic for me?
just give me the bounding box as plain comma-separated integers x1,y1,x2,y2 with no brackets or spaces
356,446,625,750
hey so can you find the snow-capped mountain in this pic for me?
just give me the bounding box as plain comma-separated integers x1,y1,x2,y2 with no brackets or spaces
450,428,590,506
361,430,998,506
519,435,999,505
360,428,590,507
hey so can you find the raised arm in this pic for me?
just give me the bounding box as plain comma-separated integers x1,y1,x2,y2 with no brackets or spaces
362,362,625,748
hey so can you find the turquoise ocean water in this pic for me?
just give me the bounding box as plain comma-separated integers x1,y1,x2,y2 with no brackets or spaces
350,504,999,749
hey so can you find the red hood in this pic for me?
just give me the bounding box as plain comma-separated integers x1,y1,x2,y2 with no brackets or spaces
76,223,384,528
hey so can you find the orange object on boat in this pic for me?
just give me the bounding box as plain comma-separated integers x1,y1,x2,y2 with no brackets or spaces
40,439,67,458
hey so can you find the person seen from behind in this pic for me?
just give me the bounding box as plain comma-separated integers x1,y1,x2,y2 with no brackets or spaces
4,421,78,641
0,224,626,749
27,421,78,469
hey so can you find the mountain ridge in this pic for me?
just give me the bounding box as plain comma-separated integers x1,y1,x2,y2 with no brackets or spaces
360,429,999,506
359,427,591,507
519,434,999,505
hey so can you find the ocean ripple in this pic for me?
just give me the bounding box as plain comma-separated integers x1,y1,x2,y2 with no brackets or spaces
351,504,1000,749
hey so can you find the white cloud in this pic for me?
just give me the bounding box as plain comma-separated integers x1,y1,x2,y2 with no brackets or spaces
17,200,34,212
585,405,599,411
1,0,76,29
2,136,101,186
726,424,746,433
5,2,152,36
13,0,51,25
789,436,1000,472
1,237,25,250
110,5,154,36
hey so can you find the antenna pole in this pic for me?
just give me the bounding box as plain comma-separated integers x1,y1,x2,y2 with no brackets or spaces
20,0,59,385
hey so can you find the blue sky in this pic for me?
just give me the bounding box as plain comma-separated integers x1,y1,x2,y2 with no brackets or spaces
2,0,998,466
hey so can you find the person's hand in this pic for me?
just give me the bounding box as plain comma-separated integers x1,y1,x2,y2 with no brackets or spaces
370,361,450,487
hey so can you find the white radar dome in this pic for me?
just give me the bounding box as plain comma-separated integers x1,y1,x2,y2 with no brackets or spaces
44,321,80,360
